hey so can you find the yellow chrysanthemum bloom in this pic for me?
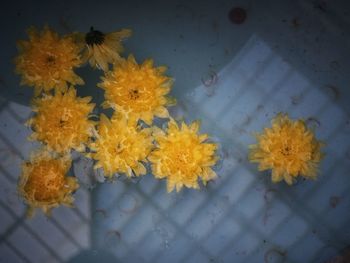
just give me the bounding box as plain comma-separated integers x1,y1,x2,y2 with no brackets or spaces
14,26,84,96
82,27,132,71
27,87,96,154
98,55,176,125
148,119,218,192
89,113,153,178
18,150,79,217
249,113,324,185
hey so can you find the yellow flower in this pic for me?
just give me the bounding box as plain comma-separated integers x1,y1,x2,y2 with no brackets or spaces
18,150,79,217
27,87,96,154
148,119,218,192
82,27,132,71
99,55,176,125
89,113,153,178
14,26,84,96
249,113,324,185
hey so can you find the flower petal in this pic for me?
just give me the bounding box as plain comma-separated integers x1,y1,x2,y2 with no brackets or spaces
154,107,169,118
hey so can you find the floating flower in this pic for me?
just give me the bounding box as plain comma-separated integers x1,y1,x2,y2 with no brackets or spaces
82,27,132,71
98,55,175,125
148,119,218,192
89,113,153,178
27,87,96,154
249,113,324,185
18,150,79,217
14,26,84,96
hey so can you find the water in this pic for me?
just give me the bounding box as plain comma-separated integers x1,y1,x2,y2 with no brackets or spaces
1,0,350,262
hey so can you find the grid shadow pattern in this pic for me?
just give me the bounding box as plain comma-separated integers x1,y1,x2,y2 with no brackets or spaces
89,35,350,263
0,99,91,263
1,0,350,262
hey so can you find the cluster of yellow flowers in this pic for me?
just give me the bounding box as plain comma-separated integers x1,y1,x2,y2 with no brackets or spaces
15,25,219,217
14,25,325,218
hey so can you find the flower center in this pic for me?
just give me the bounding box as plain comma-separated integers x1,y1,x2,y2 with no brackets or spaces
280,145,294,156
169,148,195,173
129,89,140,100
85,27,105,46
56,108,73,128
58,119,66,127
24,161,65,201
115,143,124,154
46,55,56,65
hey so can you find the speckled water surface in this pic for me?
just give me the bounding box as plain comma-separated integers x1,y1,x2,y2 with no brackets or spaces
1,0,350,262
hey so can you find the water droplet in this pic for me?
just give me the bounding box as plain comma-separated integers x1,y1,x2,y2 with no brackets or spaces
118,194,138,213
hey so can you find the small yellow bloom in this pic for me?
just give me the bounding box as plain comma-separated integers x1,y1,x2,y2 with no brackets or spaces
14,26,84,96
27,87,96,154
98,55,175,125
82,27,132,71
249,113,324,185
18,150,79,217
148,119,218,192
89,113,153,178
